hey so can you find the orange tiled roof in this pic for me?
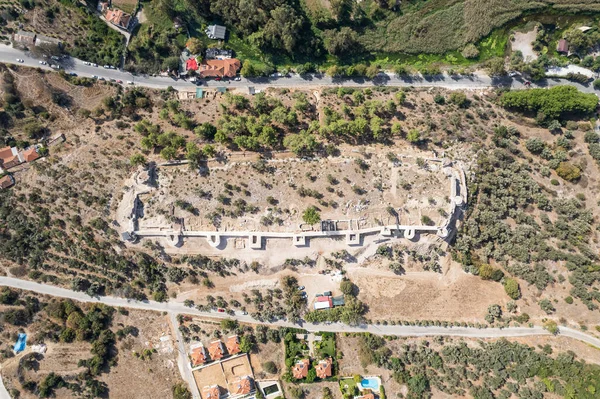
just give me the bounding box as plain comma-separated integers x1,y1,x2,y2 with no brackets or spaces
0,146,14,160
230,375,253,395
23,147,40,162
357,394,375,399
201,385,220,399
1,154,21,169
226,335,240,355
208,340,225,360
315,357,332,379
292,358,309,379
105,9,131,29
0,175,14,189
190,345,207,366
198,59,241,78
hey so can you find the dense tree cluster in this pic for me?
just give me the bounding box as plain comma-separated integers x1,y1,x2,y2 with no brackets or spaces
357,335,600,399
499,86,598,120
455,130,599,308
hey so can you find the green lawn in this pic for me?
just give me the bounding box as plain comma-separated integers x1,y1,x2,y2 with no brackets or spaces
314,334,336,358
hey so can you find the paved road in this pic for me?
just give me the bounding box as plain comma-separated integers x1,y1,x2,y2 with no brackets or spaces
0,44,598,93
170,312,200,399
0,374,8,399
2,276,600,347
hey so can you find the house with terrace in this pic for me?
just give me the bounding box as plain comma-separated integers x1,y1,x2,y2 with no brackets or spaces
198,59,241,79
0,145,42,173
292,359,310,379
0,175,14,190
208,340,225,361
201,385,221,399
105,8,133,31
190,343,208,367
226,335,241,356
315,357,333,379
228,375,254,396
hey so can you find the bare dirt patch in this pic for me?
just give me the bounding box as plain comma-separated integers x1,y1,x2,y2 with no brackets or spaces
511,29,539,62
350,257,508,322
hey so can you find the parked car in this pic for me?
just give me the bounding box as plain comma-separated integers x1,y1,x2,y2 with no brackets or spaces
92,75,99,79
234,77,241,81
103,65,110,69
126,81,134,85
217,308,225,313
98,77,105,80
39,61,47,65
508,71,519,77
16,58,24,63
50,64,60,69
298,286,305,290
109,65,116,69
91,63,98,67
69,72,77,77
215,77,222,81
116,79,123,84
51,56,60,61
83,61,90,66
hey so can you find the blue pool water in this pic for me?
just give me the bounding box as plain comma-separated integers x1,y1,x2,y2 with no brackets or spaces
13,333,26,353
361,377,379,390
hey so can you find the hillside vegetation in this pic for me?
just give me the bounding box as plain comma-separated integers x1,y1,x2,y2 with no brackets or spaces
137,0,600,71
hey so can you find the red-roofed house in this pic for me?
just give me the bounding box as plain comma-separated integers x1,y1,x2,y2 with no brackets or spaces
0,146,22,170
201,385,221,399
315,357,332,379
228,375,253,395
22,147,40,163
190,343,208,366
292,358,310,379
208,340,225,360
226,335,241,355
0,175,15,190
198,59,241,78
314,296,333,310
186,57,199,71
105,8,132,31
557,39,569,54
355,394,375,399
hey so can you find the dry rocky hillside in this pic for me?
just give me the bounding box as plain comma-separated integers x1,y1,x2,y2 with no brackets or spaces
0,67,599,331
0,61,599,383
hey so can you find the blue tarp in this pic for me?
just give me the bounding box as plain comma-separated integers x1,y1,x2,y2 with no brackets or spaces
13,333,26,353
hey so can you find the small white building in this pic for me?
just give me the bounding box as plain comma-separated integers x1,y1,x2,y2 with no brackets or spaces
206,25,226,40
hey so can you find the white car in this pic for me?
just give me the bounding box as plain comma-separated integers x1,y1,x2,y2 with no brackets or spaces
50,64,60,69
234,77,241,81
91,63,98,67
83,61,90,66
126,81,134,85
16,58,24,63
508,71,519,77
39,61,47,65
103,65,110,69
109,65,116,69
92,75,99,79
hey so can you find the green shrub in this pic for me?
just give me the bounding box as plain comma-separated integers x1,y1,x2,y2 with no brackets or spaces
504,278,520,300
555,162,581,182
564,296,574,304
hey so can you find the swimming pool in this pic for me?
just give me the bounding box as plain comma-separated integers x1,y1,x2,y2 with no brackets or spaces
361,377,380,390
